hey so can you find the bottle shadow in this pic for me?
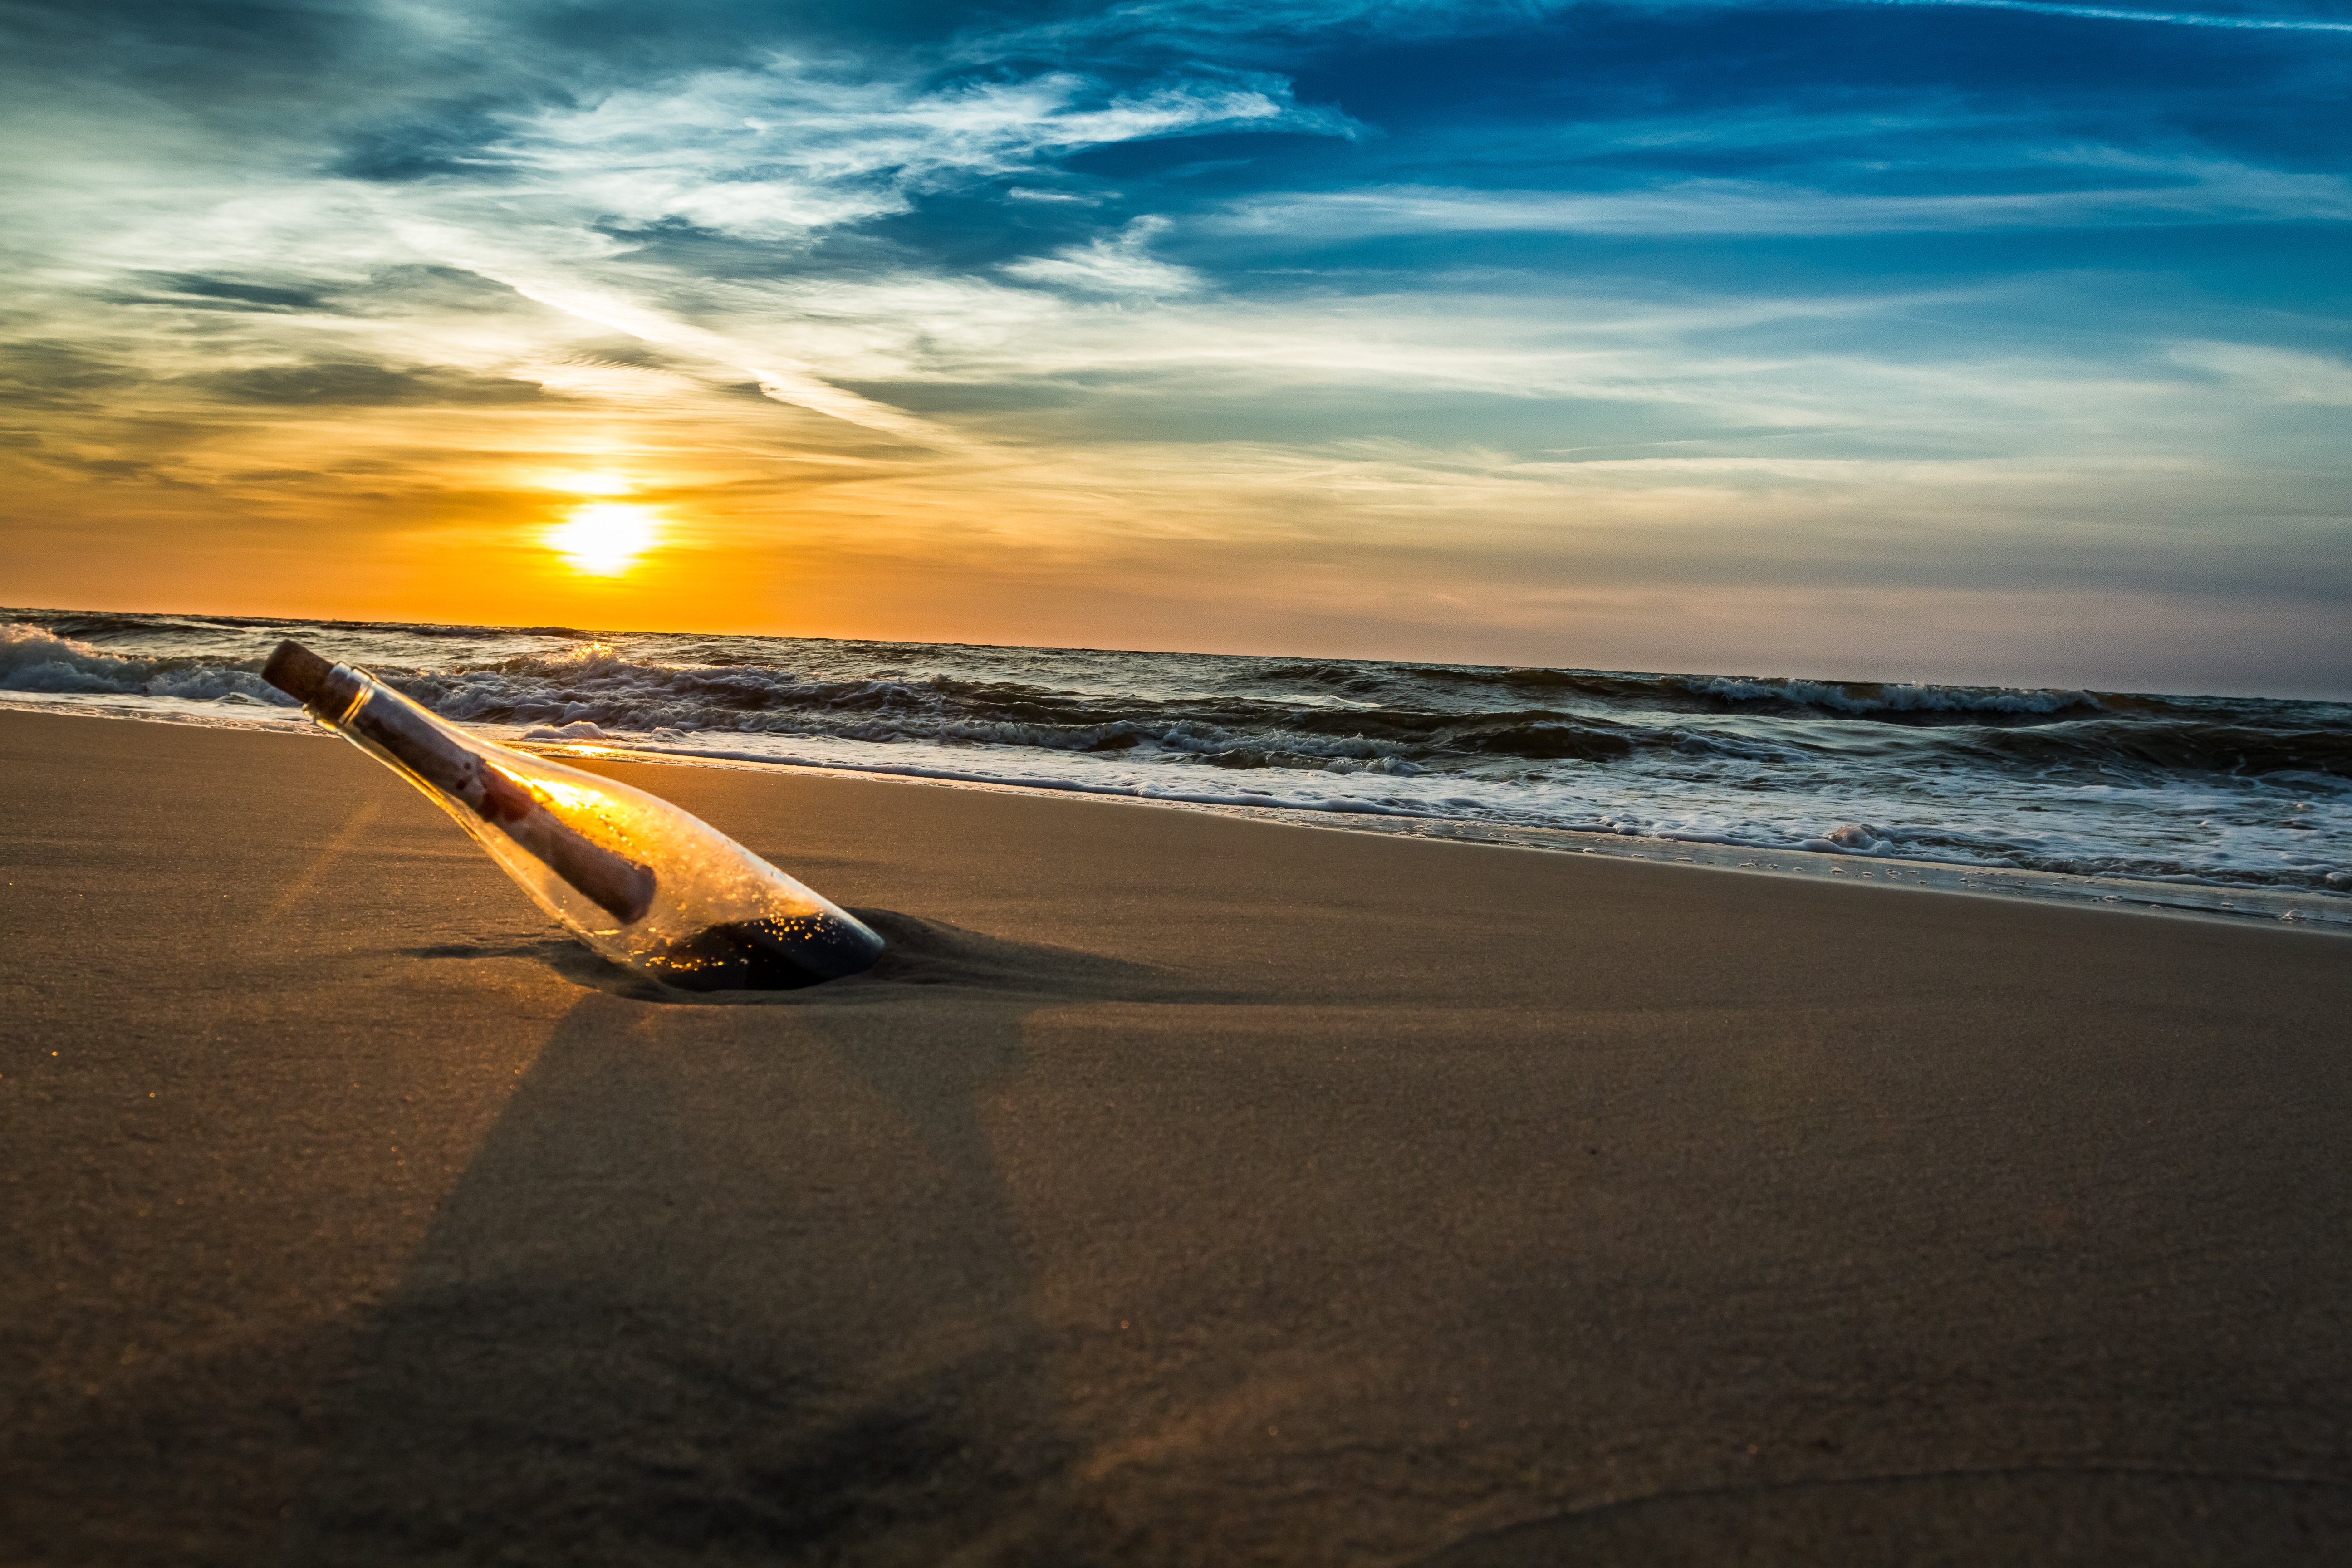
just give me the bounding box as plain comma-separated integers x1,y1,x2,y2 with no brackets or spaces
284,910,1204,1560
403,906,1215,1008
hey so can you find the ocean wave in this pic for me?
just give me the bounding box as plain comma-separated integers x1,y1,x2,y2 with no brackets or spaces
8,617,2343,783
1674,674,2107,721
365,647,2346,781
5,611,2345,898
1960,720,2352,779
1380,662,2122,721
0,622,294,705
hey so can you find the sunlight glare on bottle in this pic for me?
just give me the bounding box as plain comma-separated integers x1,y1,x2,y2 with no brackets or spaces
548,501,660,575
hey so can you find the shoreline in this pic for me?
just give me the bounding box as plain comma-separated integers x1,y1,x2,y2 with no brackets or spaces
6,692,2345,937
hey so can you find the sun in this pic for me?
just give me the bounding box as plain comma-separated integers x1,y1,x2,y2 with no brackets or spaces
547,501,660,575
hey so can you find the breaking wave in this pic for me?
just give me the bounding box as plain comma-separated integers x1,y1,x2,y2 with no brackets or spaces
0,621,295,706
4,609,2346,897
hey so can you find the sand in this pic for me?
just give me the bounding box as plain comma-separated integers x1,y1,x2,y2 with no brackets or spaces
4,706,2351,1566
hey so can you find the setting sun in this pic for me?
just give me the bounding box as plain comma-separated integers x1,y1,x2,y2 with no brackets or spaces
546,502,660,575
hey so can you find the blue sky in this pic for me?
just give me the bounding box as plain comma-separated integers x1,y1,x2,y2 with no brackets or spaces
4,0,2348,692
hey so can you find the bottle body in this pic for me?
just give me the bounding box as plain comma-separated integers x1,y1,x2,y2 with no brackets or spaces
265,642,882,990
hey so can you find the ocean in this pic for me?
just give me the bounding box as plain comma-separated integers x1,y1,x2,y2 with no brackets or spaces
6,608,2346,930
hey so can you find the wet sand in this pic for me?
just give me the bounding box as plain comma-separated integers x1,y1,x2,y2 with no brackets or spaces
4,706,2351,1566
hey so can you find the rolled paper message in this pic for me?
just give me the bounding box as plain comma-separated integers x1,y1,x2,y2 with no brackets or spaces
265,640,656,922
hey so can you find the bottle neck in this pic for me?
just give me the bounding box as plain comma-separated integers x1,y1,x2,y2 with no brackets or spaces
315,664,369,725
260,638,368,722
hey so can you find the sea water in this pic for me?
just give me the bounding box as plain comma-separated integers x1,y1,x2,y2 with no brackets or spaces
5,608,2345,926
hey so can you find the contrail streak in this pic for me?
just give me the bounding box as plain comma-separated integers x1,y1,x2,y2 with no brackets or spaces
390,220,968,451
1848,0,2352,32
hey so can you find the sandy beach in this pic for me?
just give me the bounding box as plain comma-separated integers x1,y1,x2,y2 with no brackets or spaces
5,704,2351,1565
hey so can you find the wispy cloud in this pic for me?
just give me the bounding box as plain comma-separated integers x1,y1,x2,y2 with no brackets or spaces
2172,342,2352,403
490,58,1357,243
1209,163,2352,239
1002,216,1201,294
961,0,2352,54
387,220,970,445
1843,0,2352,33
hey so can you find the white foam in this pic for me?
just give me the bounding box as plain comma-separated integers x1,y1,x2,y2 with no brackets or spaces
0,622,295,706
1685,674,2097,715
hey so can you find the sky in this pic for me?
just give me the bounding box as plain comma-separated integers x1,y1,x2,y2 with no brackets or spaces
3,0,2349,694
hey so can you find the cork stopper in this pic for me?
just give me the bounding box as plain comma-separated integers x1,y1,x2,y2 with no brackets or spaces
261,639,359,717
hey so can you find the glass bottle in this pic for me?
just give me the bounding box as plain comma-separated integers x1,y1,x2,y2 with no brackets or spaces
262,639,883,991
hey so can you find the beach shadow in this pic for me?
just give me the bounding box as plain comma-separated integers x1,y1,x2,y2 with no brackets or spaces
1415,1469,2352,1567
0,1314,370,1568
280,911,1176,1563
403,906,1202,1008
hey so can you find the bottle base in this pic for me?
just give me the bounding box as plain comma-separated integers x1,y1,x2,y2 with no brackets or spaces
639,915,884,992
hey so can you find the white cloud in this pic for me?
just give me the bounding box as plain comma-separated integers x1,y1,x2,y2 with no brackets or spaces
970,0,2352,54
385,219,967,445
1208,163,2352,239
491,60,1356,243
1002,217,1202,295
957,0,1582,54
1848,0,2352,34
2172,342,2352,405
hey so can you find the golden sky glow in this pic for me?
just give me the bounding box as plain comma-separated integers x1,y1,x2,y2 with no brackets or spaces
3,0,2347,696
542,472,637,498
